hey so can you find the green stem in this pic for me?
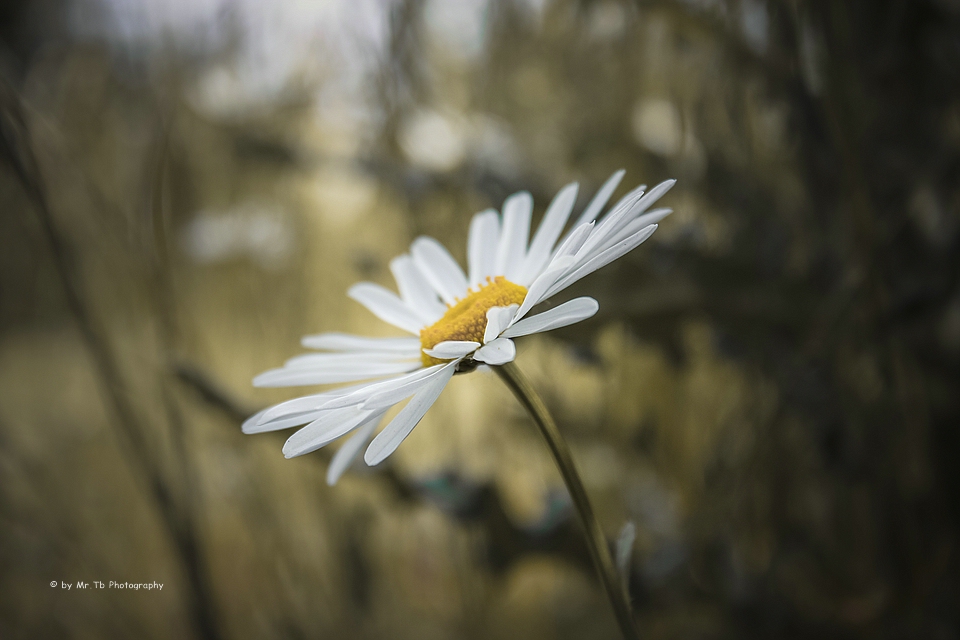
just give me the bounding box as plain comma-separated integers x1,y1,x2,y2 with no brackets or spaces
496,361,640,640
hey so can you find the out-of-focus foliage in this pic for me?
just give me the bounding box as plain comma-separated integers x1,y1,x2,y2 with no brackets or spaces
1,0,959,638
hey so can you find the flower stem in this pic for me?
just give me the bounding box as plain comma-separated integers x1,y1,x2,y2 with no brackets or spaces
495,361,640,640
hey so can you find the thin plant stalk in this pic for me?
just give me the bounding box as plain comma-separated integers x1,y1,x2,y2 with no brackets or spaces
0,85,223,640
495,361,640,640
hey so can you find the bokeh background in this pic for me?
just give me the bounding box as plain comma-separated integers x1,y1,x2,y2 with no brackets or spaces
2,0,959,638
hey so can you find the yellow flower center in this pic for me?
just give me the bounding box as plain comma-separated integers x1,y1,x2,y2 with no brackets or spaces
420,276,527,366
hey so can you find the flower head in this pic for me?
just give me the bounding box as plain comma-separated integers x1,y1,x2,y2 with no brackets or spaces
245,170,675,484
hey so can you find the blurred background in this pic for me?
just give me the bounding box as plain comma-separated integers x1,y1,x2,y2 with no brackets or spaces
1,0,959,638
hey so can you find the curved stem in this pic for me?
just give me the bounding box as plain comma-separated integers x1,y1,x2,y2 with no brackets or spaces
496,361,640,640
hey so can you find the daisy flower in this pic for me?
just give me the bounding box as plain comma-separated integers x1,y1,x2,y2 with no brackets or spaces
244,170,674,484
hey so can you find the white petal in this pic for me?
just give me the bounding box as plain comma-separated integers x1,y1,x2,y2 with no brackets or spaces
546,224,658,299
574,185,647,263
511,255,575,322
390,255,446,323
581,180,677,259
473,337,517,365
495,191,532,280
348,282,424,334
364,362,456,466
282,406,378,458
326,416,381,485
258,382,375,424
320,366,439,410
242,409,269,434
502,297,599,338
596,208,672,254
301,333,421,354
566,169,625,233
363,359,459,410
550,221,594,262
483,304,519,343
467,209,500,286
246,410,328,434
423,340,480,359
604,183,648,220
515,182,578,286
250,395,356,434
632,206,673,228
283,351,413,369
411,236,469,306
581,181,672,263
628,179,675,217
253,360,420,387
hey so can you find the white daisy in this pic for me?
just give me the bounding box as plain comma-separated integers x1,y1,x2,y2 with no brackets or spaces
244,170,675,484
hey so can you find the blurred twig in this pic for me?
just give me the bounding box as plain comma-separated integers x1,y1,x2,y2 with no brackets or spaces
171,360,641,590
173,361,257,423
0,82,223,640
141,115,224,640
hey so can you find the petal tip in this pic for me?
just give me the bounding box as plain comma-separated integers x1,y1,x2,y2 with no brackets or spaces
506,190,533,206
411,235,438,250
362,446,382,467
282,434,306,458
345,282,366,300
241,411,265,434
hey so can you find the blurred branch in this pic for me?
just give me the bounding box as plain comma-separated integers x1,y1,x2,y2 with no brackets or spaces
0,421,144,637
141,117,224,640
0,82,223,640
173,361,257,423
170,360,654,595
